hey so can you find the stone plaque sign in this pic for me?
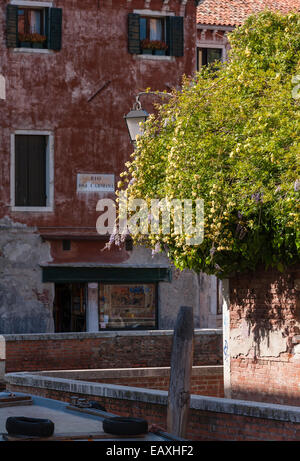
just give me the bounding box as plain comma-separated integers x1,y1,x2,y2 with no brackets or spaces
77,174,115,192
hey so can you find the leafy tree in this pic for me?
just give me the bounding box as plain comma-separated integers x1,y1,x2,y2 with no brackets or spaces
117,11,300,278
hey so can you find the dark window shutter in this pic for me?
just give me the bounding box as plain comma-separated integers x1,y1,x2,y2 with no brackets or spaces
166,16,184,57
15,136,29,206
27,136,47,207
128,13,140,54
45,7,50,46
6,5,18,48
15,135,47,207
49,7,62,51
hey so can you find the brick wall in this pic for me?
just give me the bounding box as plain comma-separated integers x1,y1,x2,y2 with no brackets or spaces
6,375,300,441
1,329,222,373
99,374,224,397
229,264,300,406
34,365,224,397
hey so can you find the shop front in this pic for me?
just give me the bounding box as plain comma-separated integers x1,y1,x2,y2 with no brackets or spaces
43,266,171,333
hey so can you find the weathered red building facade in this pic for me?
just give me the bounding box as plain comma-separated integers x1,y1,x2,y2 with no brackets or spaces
0,0,223,334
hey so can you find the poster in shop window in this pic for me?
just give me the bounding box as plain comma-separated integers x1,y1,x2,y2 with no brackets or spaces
102,284,155,310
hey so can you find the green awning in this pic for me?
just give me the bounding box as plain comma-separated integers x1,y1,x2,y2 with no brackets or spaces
42,266,172,283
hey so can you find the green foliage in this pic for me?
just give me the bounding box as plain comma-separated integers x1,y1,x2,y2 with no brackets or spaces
118,11,300,278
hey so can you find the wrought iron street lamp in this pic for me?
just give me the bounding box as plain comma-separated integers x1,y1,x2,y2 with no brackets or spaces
124,91,172,145
124,95,149,145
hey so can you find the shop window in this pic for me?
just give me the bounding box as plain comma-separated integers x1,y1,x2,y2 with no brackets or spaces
99,283,157,330
6,4,62,50
197,47,223,70
54,283,87,333
128,13,184,57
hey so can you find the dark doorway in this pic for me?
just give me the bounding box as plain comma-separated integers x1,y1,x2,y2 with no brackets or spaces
54,283,87,332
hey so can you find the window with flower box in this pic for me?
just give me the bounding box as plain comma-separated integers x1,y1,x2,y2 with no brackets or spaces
128,12,184,57
6,3,62,51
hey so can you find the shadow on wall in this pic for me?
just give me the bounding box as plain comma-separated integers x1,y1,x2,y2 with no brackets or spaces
229,381,300,408
230,264,300,358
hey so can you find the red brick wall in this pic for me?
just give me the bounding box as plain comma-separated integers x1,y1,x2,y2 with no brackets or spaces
6,383,300,441
229,264,300,406
187,409,300,441
4,331,222,373
71,370,224,397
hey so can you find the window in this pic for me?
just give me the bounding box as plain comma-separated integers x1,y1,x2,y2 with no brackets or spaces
99,283,157,330
140,17,165,42
197,47,223,70
18,8,44,35
15,135,47,207
12,132,53,210
6,4,62,50
128,13,184,57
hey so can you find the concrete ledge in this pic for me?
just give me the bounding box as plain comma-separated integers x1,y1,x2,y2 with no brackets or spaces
2,328,222,341
34,365,223,380
190,395,300,423
5,371,300,424
13,48,54,54
5,372,169,406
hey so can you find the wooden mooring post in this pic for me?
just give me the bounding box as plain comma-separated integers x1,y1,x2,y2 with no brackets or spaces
167,305,194,438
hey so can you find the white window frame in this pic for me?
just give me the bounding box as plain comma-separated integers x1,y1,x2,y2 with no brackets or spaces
10,130,54,212
133,9,175,17
10,1,53,8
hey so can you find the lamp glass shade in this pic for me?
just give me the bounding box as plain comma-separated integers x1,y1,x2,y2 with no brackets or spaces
124,109,149,143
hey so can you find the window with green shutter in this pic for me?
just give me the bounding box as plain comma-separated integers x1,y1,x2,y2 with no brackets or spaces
15,135,47,207
128,13,184,57
6,4,62,51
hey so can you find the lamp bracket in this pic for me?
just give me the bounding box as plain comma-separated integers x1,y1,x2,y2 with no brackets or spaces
133,91,172,110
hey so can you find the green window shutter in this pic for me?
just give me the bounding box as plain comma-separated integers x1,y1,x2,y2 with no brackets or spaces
166,16,184,57
6,5,18,48
27,136,47,207
128,13,140,54
49,7,62,51
15,135,47,207
15,136,29,206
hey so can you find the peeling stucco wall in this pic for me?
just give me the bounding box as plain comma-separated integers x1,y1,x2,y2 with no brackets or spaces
230,319,288,359
159,268,220,329
0,217,54,333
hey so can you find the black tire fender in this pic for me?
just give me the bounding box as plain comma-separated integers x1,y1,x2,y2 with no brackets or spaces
6,416,55,437
103,416,148,436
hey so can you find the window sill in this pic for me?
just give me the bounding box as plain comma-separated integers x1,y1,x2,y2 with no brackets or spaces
13,48,54,54
134,54,175,62
11,206,53,212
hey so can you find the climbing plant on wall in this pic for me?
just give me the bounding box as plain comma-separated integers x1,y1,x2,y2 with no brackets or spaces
117,11,300,278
